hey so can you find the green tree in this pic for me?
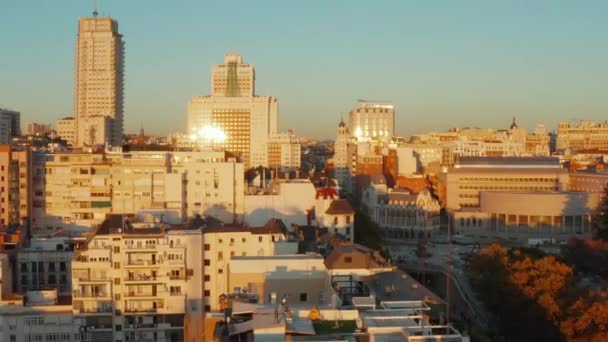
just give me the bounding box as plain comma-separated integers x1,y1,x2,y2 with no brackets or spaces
591,185,608,242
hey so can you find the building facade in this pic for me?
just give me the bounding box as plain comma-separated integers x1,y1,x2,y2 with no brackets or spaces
40,150,244,230
188,52,278,168
348,100,394,140
202,224,285,311
71,216,204,341
0,108,20,144
57,117,76,146
74,15,124,146
557,120,608,153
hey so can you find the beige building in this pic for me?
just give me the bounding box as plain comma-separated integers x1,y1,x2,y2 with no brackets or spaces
202,222,287,312
569,171,608,192
0,290,77,342
445,157,569,210
57,117,76,145
71,214,204,341
74,15,124,146
557,120,608,152
228,255,330,307
25,122,53,136
188,52,278,168
39,149,244,230
267,131,301,172
348,100,394,140
453,191,600,244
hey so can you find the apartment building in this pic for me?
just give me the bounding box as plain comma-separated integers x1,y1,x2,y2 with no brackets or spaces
0,290,77,342
557,120,608,152
0,108,21,144
71,214,204,341
267,131,301,172
16,237,74,296
202,221,286,311
57,117,76,146
0,146,45,227
40,149,244,230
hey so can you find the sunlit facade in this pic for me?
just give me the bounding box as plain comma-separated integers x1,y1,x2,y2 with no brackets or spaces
348,100,394,141
188,52,278,168
74,15,124,146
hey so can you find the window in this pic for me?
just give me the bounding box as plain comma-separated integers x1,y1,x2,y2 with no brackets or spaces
115,325,122,331
218,268,223,274
21,263,27,272
346,216,351,224
204,244,210,251
334,217,338,225
204,290,210,296
258,236,263,242
59,262,66,271
204,305,211,311
48,275,56,285
113,246,120,253
204,259,210,266
113,262,120,269
299,293,307,302
48,263,55,272
170,286,181,295
204,275,210,282
114,278,121,285
218,252,223,261
344,257,352,263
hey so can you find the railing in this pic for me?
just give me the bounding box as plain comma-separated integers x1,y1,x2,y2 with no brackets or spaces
77,276,110,282
126,275,157,281
74,292,108,298
78,307,113,314
126,260,158,266
124,306,162,313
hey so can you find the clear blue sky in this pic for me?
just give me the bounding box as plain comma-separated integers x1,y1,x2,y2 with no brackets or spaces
1,0,607,139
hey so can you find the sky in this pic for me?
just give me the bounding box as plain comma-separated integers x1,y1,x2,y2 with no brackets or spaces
1,0,607,139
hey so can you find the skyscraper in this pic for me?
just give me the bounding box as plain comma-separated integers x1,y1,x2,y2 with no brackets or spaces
188,52,278,168
74,13,124,146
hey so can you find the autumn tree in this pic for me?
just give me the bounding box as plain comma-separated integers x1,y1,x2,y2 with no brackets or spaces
560,290,608,341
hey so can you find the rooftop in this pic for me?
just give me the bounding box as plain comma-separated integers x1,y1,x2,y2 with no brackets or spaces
325,199,354,215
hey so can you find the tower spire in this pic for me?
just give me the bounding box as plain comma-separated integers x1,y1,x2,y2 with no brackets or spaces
93,0,98,17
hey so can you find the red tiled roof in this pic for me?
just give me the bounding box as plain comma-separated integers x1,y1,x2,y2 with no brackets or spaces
316,188,337,199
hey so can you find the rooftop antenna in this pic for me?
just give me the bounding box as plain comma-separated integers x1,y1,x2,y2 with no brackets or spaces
93,0,98,17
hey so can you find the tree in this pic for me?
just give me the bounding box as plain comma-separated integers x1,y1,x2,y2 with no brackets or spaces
560,290,608,341
591,185,608,242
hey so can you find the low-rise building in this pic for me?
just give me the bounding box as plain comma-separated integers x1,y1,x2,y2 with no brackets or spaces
56,117,76,146
0,290,76,342
228,254,330,307
452,191,600,245
202,220,287,312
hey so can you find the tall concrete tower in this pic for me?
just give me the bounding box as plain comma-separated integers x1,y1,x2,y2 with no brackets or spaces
74,12,124,146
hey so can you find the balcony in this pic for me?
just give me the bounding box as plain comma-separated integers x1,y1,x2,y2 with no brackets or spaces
125,274,159,283
124,305,163,314
76,276,111,283
125,260,159,267
77,307,113,315
74,292,109,299
125,244,157,250
125,292,163,298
